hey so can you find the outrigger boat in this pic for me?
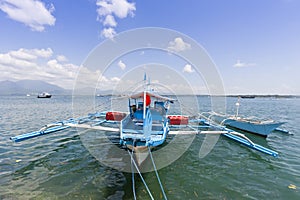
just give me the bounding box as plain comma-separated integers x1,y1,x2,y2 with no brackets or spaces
10,76,280,157
201,112,285,137
200,98,287,137
10,75,282,199
120,90,173,164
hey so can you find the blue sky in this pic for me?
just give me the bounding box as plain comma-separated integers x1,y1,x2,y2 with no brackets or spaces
0,0,299,94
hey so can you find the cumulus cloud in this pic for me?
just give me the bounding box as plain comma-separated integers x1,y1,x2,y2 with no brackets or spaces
0,48,123,90
75,66,102,88
0,0,56,31
33,48,53,58
56,55,68,62
9,49,37,61
101,27,117,39
96,0,135,19
0,52,37,68
111,76,121,82
95,74,125,91
183,64,194,73
103,14,117,27
118,60,126,70
96,0,136,39
0,48,53,68
5,48,53,61
0,48,80,89
168,37,191,52
233,60,256,68
0,47,127,92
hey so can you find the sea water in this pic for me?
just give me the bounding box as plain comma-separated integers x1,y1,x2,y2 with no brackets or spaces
0,95,299,199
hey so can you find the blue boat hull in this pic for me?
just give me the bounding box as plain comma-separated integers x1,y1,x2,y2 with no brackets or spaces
223,119,284,137
203,113,284,137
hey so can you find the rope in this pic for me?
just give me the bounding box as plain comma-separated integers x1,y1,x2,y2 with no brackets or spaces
128,150,154,200
130,148,137,200
148,146,168,200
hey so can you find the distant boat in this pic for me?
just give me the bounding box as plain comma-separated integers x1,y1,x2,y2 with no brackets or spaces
37,92,52,98
26,94,30,97
240,95,255,99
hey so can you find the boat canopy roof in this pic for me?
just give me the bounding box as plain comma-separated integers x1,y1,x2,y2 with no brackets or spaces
128,91,175,102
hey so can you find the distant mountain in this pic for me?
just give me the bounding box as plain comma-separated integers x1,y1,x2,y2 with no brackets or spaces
0,80,70,95
0,79,130,96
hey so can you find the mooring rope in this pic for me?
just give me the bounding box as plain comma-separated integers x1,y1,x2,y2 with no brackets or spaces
148,146,168,200
127,150,154,200
130,148,137,200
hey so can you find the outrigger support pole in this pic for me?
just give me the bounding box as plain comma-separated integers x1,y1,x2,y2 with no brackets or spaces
10,124,70,142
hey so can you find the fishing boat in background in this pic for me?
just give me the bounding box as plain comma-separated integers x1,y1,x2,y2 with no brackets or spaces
240,95,255,99
37,92,52,98
200,98,286,137
201,112,285,137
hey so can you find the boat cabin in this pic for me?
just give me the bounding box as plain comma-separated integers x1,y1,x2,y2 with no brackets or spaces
120,91,173,148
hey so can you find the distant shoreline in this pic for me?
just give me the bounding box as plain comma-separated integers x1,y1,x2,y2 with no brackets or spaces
1,94,300,99
225,94,300,99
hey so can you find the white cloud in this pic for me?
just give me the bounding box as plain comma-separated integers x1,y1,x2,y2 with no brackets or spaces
0,48,122,90
0,52,37,68
0,48,82,89
101,27,116,39
9,49,37,61
111,76,120,82
183,64,194,73
168,37,191,52
95,75,124,91
0,48,52,68
0,0,56,31
4,48,53,61
233,60,256,68
47,59,62,70
103,14,117,27
56,55,68,62
96,0,136,39
118,60,126,70
96,0,135,19
32,48,53,58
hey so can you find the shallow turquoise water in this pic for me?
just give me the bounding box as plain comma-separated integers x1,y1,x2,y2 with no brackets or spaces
0,95,299,199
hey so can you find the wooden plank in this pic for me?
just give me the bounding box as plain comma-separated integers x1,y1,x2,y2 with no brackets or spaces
65,123,119,132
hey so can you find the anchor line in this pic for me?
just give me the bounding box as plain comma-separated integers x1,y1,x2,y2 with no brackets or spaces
127,150,154,200
130,147,137,200
148,146,168,200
